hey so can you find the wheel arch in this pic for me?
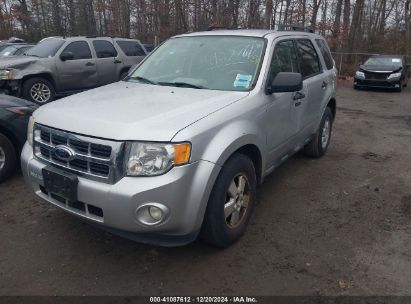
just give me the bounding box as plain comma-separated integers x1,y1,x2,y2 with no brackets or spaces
21,73,57,91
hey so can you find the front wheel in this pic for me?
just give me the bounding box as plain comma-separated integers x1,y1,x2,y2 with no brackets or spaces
0,133,17,183
22,77,56,104
201,153,257,247
304,107,333,158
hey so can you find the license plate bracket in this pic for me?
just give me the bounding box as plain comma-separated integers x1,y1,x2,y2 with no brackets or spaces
42,166,78,202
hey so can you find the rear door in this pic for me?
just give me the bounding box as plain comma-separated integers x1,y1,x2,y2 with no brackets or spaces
115,40,147,67
295,39,326,133
56,40,98,91
91,39,120,85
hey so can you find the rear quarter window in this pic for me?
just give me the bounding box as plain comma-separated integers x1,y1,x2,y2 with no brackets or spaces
117,41,146,56
315,39,334,70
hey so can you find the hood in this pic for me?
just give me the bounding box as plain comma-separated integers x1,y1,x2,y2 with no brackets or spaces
0,94,37,108
360,64,402,73
0,56,39,69
34,81,249,141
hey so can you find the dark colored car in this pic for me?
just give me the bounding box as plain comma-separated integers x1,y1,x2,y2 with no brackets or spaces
0,95,37,182
354,55,410,92
0,44,33,57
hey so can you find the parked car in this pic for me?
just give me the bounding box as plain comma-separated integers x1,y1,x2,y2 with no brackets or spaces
21,28,337,247
354,55,410,92
0,95,37,182
0,36,148,104
0,44,33,57
142,43,154,52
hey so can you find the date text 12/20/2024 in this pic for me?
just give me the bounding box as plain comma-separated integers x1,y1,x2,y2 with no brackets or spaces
149,297,258,303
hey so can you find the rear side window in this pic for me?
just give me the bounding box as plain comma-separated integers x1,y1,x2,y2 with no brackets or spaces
316,39,334,70
117,41,146,56
93,40,117,58
63,41,92,60
296,39,321,78
269,40,300,80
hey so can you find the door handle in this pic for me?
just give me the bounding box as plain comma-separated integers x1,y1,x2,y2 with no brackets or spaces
85,62,95,67
293,91,305,100
114,59,122,64
322,81,328,89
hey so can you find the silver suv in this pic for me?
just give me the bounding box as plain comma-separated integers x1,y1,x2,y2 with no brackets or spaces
0,36,147,104
21,29,337,247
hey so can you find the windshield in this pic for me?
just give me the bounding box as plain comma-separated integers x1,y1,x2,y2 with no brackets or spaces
128,36,266,91
26,38,65,58
0,46,18,56
364,57,403,67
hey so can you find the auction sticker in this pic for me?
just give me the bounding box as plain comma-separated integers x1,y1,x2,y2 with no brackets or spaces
234,74,252,89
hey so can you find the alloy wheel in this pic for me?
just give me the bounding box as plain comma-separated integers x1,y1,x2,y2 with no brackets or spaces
224,173,250,229
30,83,51,103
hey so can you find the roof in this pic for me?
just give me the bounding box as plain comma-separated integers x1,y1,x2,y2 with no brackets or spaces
176,29,323,39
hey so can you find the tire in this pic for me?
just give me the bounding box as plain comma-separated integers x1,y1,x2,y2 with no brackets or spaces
304,107,333,158
0,133,17,183
22,77,56,104
201,153,257,247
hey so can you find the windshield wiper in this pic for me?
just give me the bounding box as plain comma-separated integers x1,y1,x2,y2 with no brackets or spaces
25,54,40,57
128,76,158,85
158,82,207,89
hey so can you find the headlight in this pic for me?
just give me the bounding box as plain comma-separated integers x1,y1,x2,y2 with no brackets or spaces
27,116,34,146
0,69,13,80
387,72,401,80
125,142,191,176
355,71,365,78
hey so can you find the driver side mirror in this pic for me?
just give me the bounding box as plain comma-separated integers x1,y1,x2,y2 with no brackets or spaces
266,72,303,94
60,51,74,61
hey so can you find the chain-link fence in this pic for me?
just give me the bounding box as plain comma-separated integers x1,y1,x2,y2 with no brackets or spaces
332,52,411,79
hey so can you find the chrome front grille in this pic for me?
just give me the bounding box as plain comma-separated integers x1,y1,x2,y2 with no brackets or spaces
33,124,125,184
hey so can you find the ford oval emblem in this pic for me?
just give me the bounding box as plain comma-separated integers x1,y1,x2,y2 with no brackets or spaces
53,145,76,161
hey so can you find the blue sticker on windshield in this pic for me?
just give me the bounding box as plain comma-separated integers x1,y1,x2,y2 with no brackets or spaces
234,74,252,89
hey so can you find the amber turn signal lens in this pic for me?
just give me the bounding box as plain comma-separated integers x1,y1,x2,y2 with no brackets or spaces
173,143,191,165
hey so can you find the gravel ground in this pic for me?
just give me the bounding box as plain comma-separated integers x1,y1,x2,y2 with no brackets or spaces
1,81,411,296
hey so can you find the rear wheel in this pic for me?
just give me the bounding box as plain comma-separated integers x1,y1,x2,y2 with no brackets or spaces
0,133,17,183
22,77,55,104
304,107,333,158
201,153,257,247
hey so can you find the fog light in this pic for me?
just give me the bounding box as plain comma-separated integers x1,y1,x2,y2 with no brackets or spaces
135,203,169,226
149,206,163,221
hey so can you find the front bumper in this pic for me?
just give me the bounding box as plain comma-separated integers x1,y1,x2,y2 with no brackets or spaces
354,77,401,89
21,142,220,246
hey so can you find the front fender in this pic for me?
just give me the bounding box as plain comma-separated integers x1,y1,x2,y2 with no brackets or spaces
174,118,266,180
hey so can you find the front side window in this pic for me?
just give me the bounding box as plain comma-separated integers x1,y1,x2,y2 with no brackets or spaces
315,39,334,70
117,41,146,56
26,38,65,58
0,46,18,57
269,40,299,81
127,36,266,91
62,41,92,60
296,39,321,78
93,40,117,58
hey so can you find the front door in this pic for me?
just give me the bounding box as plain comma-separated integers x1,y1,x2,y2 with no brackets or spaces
56,40,98,91
264,39,303,163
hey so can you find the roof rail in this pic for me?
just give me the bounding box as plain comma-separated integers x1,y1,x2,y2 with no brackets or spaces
207,26,238,31
278,24,314,33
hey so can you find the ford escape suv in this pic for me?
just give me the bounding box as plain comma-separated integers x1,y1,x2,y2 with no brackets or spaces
21,28,337,247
